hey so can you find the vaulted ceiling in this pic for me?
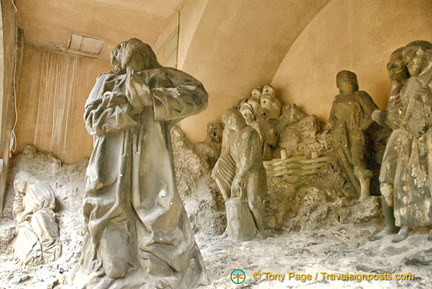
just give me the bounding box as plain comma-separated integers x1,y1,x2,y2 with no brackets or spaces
15,0,334,141
15,0,186,61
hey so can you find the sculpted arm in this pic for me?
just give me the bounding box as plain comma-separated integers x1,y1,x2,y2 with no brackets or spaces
133,68,208,122
231,130,261,198
357,92,378,130
84,74,137,136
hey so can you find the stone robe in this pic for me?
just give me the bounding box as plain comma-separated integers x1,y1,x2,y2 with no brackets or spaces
13,178,61,266
390,67,432,227
329,91,377,195
73,67,208,289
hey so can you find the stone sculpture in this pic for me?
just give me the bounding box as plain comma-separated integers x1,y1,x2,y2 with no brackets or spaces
72,38,208,288
328,70,378,201
12,171,61,266
240,85,279,160
384,42,432,242
369,47,410,241
212,108,266,240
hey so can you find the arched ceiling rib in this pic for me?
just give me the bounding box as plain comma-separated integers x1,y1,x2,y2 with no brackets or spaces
179,0,330,141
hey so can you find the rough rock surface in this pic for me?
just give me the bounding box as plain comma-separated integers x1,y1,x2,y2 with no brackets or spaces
171,125,209,195
0,145,430,288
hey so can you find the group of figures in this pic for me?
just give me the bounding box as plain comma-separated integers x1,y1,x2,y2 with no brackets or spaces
9,38,432,289
328,40,432,242
211,40,432,245
370,41,432,242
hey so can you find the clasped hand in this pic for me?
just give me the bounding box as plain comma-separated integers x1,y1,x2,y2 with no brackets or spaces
126,70,153,106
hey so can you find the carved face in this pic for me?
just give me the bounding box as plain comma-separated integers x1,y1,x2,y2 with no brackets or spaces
260,96,271,108
239,104,255,124
261,85,274,98
111,38,159,72
14,177,27,194
336,74,358,95
122,41,151,71
387,52,409,81
241,109,254,123
251,89,261,100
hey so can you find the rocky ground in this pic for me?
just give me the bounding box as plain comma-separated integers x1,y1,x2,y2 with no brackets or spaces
197,226,432,289
0,146,431,289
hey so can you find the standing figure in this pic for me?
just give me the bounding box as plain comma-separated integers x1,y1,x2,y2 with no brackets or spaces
212,109,266,240
370,47,410,241
72,39,208,289
388,43,432,242
13,171,61,266
328,70,378,201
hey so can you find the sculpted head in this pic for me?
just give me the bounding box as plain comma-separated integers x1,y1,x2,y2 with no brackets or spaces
261,85,275,98
239,102,255,124
403,44,432,77
222,108,247,131
251,87,262,100
14,172,35,194
336,70,358,96
387,47,410,82
110,38,161,73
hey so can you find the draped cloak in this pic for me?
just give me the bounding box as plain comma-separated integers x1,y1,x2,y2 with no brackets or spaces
72,67,208,289
328,91,377,196
389,67,432,227
13,178,60,266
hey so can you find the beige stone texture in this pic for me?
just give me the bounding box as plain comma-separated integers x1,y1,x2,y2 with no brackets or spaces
272,0,432,121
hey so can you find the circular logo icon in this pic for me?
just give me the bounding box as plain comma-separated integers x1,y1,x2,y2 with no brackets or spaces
231,269,246,284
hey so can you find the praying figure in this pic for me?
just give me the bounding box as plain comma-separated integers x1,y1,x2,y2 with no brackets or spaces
389,42,432,242
369,46,410,241
13,171,61,266
72,38,208,289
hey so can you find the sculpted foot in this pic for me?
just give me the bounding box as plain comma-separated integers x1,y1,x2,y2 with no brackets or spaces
392,227,411,243
369,226,398,241
359,193,370,202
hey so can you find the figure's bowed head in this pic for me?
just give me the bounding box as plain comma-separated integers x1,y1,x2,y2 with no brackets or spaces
336,70,359,96
110,38,161,73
